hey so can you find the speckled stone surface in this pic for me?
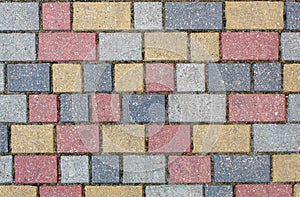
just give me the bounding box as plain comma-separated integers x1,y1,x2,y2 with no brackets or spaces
134,2,162,30
83,64,112,92
281,33,300,61
205,185,233,197
146,185,203,197
0,95,27,123
92,155,120,183
60,94,89,122
176,64,205,92
60,156,89,184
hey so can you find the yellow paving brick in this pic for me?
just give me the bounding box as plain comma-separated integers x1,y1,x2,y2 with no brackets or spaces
273,154,300,182
190,33,220,62
85,186,143,197
73,2,131,31
0,186,37,197
294,184,300,197
102,124,145,153
52,64,82,93
114,63,144,92
193,125,251,153
225,2,284,29
11,125,54,153
284,64,300,92
144,32,188,61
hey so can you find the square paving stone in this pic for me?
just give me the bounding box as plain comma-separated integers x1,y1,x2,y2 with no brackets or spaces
83,64,112,92
92,155,120,183
0,95,27,123
60,94,89,122
134,2,162,30
176,64,205,92
281,33,300,61
61,156,89,183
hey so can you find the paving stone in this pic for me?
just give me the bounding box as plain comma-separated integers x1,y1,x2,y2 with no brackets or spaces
11,125,54,153
146,185,203,197
99,33,142,61
253,124,300,152
0,34,36,61
205,185,233,197
0,125,8,153
253,63,282,92
284,64,300,92
225,2,283,30
193,125,251,153
213,155,271,183
235,184,292,197
294,184,300,197
0,156,13,183
92,155,120,183
208,63,251,92
134,2,162,30
73,2,131,31
0,95,27,123
7,64,50,92
0,64,4,92
228,94,286,122
0,186,37,197
42,2,71,30
273,154,300,182
165,2,223,30
0,3,39,30
286,3,300,30
60,94,89,122
102,125,145,153
281,33,300,61
83,64,112,93
85,186,143,197
15,155,57,184
123,155,166,183
221,32,279,61
56,124,100,153
61,156,89,183
144,32,188,61
168,94,226,123
288,94,300,121
176,64,205,92
122,94,165,123
39,186,82,197
39,33,96,62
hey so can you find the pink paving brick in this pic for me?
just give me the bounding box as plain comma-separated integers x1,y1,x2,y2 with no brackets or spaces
91,93,121,122
15,155,57,184
42,2,71,30
145,63,175,92
38,32,96,62
29,94,58,123
229,94,286,122
168,156,211,183
221,32,279,60
39,185,82,197
56,124,100,153
148,124,191,153
235,184,292,197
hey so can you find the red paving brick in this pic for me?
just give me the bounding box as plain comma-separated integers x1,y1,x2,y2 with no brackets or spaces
39,185,82,197
235,184,293,197
42,2,71,30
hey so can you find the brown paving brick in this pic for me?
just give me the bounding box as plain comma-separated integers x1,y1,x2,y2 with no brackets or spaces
85,186,143,197
284,64,300,92
0,186,37,197
273,154,300,182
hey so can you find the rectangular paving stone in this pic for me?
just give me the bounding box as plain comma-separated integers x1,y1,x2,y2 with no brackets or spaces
0,3,39,30
61,156,89,184
85,186,143,197
146,185,203,197
60,94,89,122
0,156,13,183
281,33,300,61
39,186,82,197
165,2,223,30
7,64,50,92
123,155,166,183
168,94,226,123
253,124,300,152
205,185,233,197
134,2,162,30
288,94,300,122
83,64,112,92
0,64,4,92
273,154,300,182
286,2,300,30
284,64,300,92
214,155,271,183
0,34,36,61
92,155,120,184
73,2,131,31
294,184,300,197
0,125,8,153
176,64,205,92
42,2,71,30
0,95,27,123
0,186,37,197
225,2,283,30
235,184,292,197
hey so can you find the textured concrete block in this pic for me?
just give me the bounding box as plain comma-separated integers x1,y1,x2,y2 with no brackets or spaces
0,186,37,197
134,2,162,30
0,125,8,153
294,184,300,197
176,64,205,92
0,64,4,92
85,186,143,197
235,184,292,197
284,64,300,92
273,154,300,182
39,186,82,197
286,3,300,30
83,64,112,92
0,156,13,183
205,185,233,197
288,94,300,121
42,2,71,30
146,185,203,197
61,156,89,183
92,155,120,183
281,33,300,61
60,94,89,122
0,95,27,123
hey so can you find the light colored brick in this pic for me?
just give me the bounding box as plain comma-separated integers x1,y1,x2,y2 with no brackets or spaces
146,185,203,197
0,156,12,183
0,186,37,197
85,186,143,197
284,64,300,92
134,2,162,30
0,64,3,92
294,184,300,197
0,95,27,123
273,154,300,182
61,156,89,183
281,33,300,61
176,64,205,92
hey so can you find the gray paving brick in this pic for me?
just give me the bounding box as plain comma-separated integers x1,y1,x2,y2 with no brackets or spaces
208,63,251,92
146,185,203,197
288,94,300,122
253,124,300,152
214,155,270,183
134,2,162,30
99,33,142,61
0,34,36,61
0,64,4,92
176,64,205,92
61,156,89,183
122,94,165,123
205,185,233,197
0,125,8,153
92,155,119,184
281,33,300,61
168,94,226,122
253,63,282,92
0,156,13,183
123,155,166,183
60,94,89,122
0,3,39,31
286,2,300,30
0,95,27,123
165,2,223,30
7,64,50,92
83,64,112,92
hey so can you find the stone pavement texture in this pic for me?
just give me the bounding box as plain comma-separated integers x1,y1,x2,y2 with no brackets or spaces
0,1,299,197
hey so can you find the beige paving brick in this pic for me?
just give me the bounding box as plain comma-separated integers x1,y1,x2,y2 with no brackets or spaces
11,125,54,153
114,64,144,92
284,64,300,92
144,32,188,61
0,186,37,197
102,125,145,153
193,125,251,153
190,33,220,62
273,154,300,182
294,184,300,197
73,2,131,31
225,2,284,29
85,186,143,197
